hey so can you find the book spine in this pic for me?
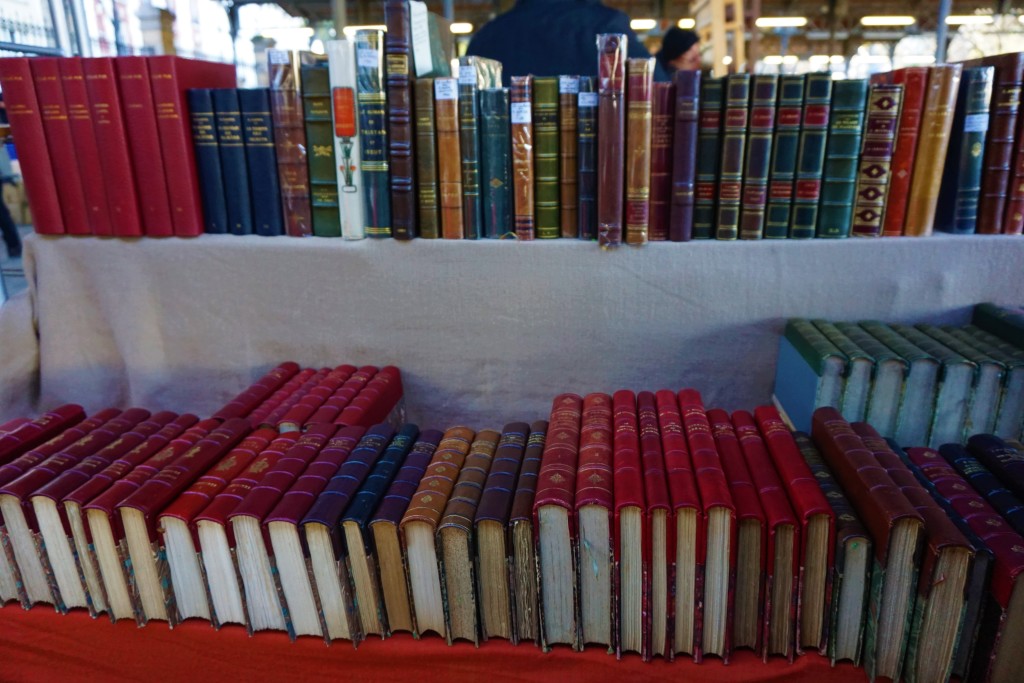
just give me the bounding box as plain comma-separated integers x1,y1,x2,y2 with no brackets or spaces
510,75,535,240
668,70,700,242
1005,87,1024,235
212,361,300,421
648,82,673,242
0,405,85,466
343,425,418,529
325,41,363,240
611,390,647,658
385,0,417,240
509,420,548,522
596,34,627,247
940,443,1024,535
267,50,312,237
434,77,464,239
239,88,285,237
765,75,805,239
977,70,1021,234
414,78,439,239
577,76,598,240
439,429,499,532
559,76,579,238
370,430,443,526
295,427,382,532
739,75,778,240
354,32,391,238
301,66,341,237
715,73,751,240
882,68,928,236
816,79,867,238
789,73,833,239
533,394,583,512
211,88,254,235
480,88,513,239
693,77,724,239
457,69,482,240
967,434,1024,502
533,77,560,239
851,84,903,237
476,423,529,524
624,59,654,245
187,89,229,234
401,426,475,529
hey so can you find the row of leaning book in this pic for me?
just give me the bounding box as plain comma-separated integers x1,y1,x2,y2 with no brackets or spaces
4,365,1024,682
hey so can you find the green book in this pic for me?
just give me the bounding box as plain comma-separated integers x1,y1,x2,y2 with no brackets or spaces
772,318,848,432
693,77,724,239
300,64,341,237
812,320,876,423
715,73,751,240
835,321,908,438
789,73,832,238
816,79,868,238
738,74,778,239
533,77,560,239
765,75,805,239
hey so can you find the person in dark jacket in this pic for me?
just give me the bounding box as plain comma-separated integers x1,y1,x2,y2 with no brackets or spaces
466,0,669,83
655,27,701,76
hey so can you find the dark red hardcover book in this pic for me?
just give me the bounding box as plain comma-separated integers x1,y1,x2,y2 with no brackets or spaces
308,365,378,424
275,364,354,431
596,34,627,248
637,392,671,660
57,58,113,235
385,0,417,239
0,405,85,467
246,367,317,427
0,418,28,435
668,70,700,241
649,83,674,241
612,390,647,658
260,367,329,428
873,67,928,236
212,361,302,422
336,365,403,427
1008,96,1024,234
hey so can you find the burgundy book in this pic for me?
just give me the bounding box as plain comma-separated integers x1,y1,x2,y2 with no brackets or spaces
668,70,701,241
260,367,329,428
336,365,403,427
0,404,85,467
1008,89,1024,234
637,392,670,660
624,59,654,245
212,361,302,422
612,391,647,658
0,418,28,435
247,367,317,427
648,82,674,241
57,58,113,235
384,0,418,240
275,364,354,431
654,389,704,660
0,58,64,233
596,34,627,247
307,365,378,424
508,420,548,644
874,67,928,236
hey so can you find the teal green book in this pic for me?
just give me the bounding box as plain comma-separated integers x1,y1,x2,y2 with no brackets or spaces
789,73,833,238
301,64,341,237
714,73,751,240
693,77,724,239
533,77,560,239
765,75,805,239
816,79,868,238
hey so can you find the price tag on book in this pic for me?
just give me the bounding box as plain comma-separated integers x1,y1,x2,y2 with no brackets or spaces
510,101,532,124
459,65,477,86
964,113,990,133
357,48,379,68
410,0,432,77
435,78,459,101
578,92,598,108
559,76,579,95
268,50,291,65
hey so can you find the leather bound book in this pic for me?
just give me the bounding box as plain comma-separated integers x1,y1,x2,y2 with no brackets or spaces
385,0,418,240
904,64,963,236
576,393,615,651
596,34,628,247
434,77,464,239
238,88,284,236
793,432,870,666
708,409,765,655
612,391,646,658
811,320,876,424
851,83,903,237
439,429,499,645
335,365,403,428
559,76,580,238
809,408,923,681
480,88,513,239
509,420,548,644
817,79,868,238
939,443,1024,537
967,434,1024,503
764,75,805,239
301,64,342,237
832,321,908,437
458,56,502,239
533,77,561,239
735,412,799,663
414,78,440,239
400,425,475,639
187,89,229,234
789,73,833,239
962,53,1024,234
624,59,655,245
212,362,301,422
0,405,85,467
260,367,329,428
668,70,700,241
325,39,364,240
303,365,377,425
30,58,90,235
475,422,529,642
973,301,1024,349
654,389,703,660
1007,78,1024,234
353,32,391,237
533,393,583,650
246,367,316,427
510,75,535,240
955,323,1024,441
0,419,28,436
878,67,928,236
576,76,598,240
755,405,835,656
276,365,355,432
854,424,973,683
80,57,143,236
57,58,112,235
211,88,254,235
267,49,312,237
693,77,725,239
772,317,849,434
714,73,751,240
637,392,670,659
935,66,995,234
738,75,778,240
370,429,442,636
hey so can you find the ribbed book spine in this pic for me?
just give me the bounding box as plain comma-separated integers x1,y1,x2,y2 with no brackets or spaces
326,39,364,240
1006,85,1024,235
577,76,598,240
816,79,868,238
510,75,535,240
267,50,312,237
789,73,832,239
354,30,391,238
480,88,513,239
301,65,341,237
739,75,778,239
212,88,253,235
385,0,417,240
238,88,285,237
414,78,439,239
851,83,903,237
187,89,228,234
435,77,464,239
880,68,928,236
596,34,627,248
693,77,724,239
533,77,560,239
624,59,654,245
458,59,482,239
764,75,805,239
649,82,674,241
668,70,700,242
973,56,1022,234
559,76,579,238
713,73,751,240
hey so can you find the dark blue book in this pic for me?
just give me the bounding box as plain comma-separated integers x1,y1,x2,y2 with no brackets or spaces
355,29,391,238
211,88,253,235
967,433,1024,502
237,88,284,236
479,88,512,239
187,89,228,234
939,442,1024,536
577,76,597,240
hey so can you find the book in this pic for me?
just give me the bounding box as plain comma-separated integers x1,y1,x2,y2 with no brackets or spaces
434,76,463,239
409,1,453,78
260,368,328,429
623,59,654,245
458,56,502,239
596,33,627,248
301,63,342,237
227,362,304,423
414,77,440,239
940,442,1024,537
576,76,598,240
304,365,378,425
816,79,868,239
904,65,964,236
326,39,364,240
811,320,875,424
877,67,928,236
335,365,403,428
187,89,229,234
935,65,995,234
353,30,390,238
850,83,903,237
715,73,751,241
0,404,85,467
693,76,724,239
789,73,832,239
834,321,907,438
507,421,547,643
637,392,670,659
973,302,1024,350
612,391,646,657
247,367,316,427
479,88,513,239
967,433,1024,502
772,318,848,433
1007,65,1024,235
739,75,778,240
510,75,535,240
764,74,805,239
275,365,355,432
533,76,560,239
400,425,474,639
668,70,700,242
211,88,253,235
385,0,417,240
558,76,579,238
267,49,312,237
947,323,1024,440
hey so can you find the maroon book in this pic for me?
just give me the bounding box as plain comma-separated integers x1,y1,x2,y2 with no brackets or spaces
637,391,671,660
212,361,302,422
336,365,403,427
276,364,354,431
668,70,700,241
612,390,647,658
247,367,317,427
307,365,377,424
0,404,85,467
874,67,928,236
648,82,674,241
261,367,329,428
596,34,627,248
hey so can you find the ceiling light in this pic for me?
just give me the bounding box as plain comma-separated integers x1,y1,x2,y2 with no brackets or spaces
763,55,784,65
755,17,808,28
830,55,845,64
722,56,733,65
450,22,473,34
860,16,916,27
677,18,696,29
630,19,657,31
809,55,830,64
945,15,994,25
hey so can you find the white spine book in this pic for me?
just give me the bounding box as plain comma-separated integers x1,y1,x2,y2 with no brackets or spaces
326,39,365,240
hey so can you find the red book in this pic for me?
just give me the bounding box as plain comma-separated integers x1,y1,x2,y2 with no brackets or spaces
0,418,28,436
247,367,318,427
308,365,377,424
637,391,671,660
275,364,354,431
261,367,329,428
80,57,143,236
114,56,175,236
648,83,674,241
212,361,302,422
612,390,647,658
148,56,236,236
336,365,403,427
873,67,928,237
0,404,85,467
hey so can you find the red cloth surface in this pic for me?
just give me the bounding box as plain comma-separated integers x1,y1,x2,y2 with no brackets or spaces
1,605,867,682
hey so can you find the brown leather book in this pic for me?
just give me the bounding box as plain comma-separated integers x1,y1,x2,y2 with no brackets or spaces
559,77,579,237
415,78,440,238
508,420,548,644
596,34,627,247
624,58,655,246
510,75,535,240
434,77,464,239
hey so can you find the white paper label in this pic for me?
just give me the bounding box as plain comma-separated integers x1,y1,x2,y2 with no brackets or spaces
510,101,532,124
578,91,598,107
268,50,290,65
559,76,579,95
409,0,432,77
435,78,458,100
964,113,989,133
459,65,476,86
357,48,379,69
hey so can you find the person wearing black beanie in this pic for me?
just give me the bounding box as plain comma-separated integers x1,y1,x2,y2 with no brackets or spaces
656,27,701,76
